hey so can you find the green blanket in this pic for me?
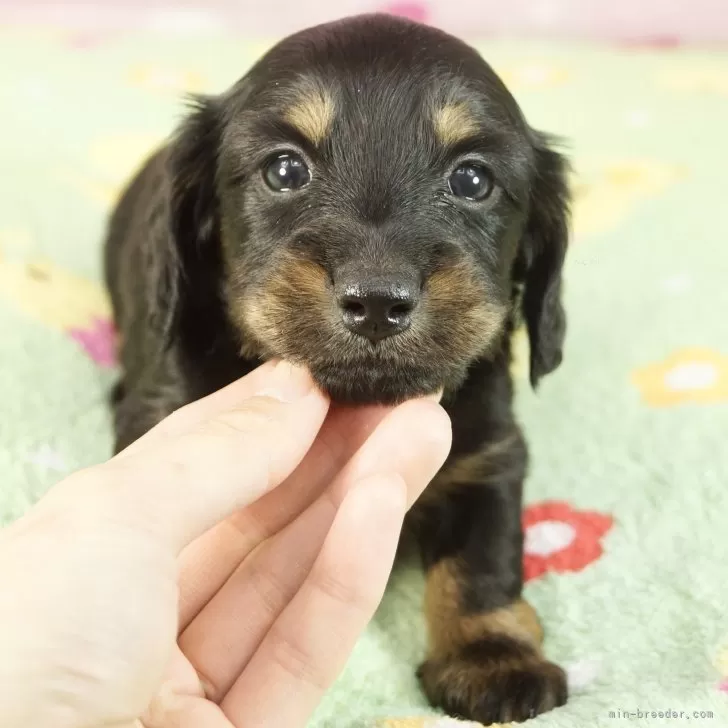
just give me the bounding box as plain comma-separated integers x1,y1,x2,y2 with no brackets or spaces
1,26,727,728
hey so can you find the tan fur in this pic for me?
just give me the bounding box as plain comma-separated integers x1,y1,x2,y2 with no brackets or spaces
427,263,483,306
420,559,565,722
285,84,335,146
434,103,479,146
425,559,543,661
426,262,507,356
233,253,331,357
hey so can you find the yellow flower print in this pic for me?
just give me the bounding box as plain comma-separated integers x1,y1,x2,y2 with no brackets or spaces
126,64,208,95
715,641,728,694
632,348,728,406
496,63,571,90
658,66,728,95
571,159,687,239
0,226,33,252
0,242,110,332
248,40,277,59
88,133,161,183
716,642,728,676
56,132,162,207
497,62,571,91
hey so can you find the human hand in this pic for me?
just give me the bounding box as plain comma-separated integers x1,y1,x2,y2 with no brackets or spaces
0,361,451,728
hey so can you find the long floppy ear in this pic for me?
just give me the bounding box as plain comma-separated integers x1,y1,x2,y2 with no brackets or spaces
515,131,571,387
150,94,222,344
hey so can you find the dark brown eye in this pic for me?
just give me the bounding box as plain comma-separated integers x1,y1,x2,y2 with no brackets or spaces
448,163,492,201
263,153,311,192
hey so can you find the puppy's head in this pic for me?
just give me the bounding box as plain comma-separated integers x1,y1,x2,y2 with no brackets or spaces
163,14,570,403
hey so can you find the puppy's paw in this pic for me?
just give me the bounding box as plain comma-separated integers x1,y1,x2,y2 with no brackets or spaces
418,638,567,725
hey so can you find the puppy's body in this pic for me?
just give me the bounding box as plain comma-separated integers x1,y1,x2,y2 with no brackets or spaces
106,14,570,724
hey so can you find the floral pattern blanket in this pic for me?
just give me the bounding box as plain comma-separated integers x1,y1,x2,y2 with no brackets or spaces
1,19,727,728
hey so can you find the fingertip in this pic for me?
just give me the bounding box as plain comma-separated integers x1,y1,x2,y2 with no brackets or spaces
383,400,452,508
253,360,323,404
399,398,453,454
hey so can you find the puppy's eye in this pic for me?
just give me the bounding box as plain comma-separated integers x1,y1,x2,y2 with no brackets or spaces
263,153,311,192
448,163,493,201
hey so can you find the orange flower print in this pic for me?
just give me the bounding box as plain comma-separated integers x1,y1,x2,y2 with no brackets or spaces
523,501,613,582
632,348,728,406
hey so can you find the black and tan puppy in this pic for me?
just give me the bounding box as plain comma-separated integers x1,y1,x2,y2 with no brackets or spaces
105,13,570,724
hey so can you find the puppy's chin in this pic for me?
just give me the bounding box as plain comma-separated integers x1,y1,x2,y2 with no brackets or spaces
308,362,453,405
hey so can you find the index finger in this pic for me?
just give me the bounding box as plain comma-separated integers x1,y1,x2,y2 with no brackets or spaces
76,363,330,551
117,360,283,456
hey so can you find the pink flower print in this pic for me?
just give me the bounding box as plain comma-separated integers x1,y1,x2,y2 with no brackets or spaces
68,316,117,368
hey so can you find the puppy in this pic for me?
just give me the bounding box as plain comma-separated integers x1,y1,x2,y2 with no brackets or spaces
105,14,570,724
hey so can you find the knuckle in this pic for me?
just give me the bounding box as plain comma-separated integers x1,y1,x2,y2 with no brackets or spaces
268,627,329,692
207,405,277,438
247,560,289,618
311,567,379,617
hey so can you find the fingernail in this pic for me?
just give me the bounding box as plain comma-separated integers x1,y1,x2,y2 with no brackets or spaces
255,361,316,402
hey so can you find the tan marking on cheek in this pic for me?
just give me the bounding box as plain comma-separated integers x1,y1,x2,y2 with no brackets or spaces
434,103,479,146
231,254,331,357
427,263,486,309
268,255,331,304
426,262,508,353
425,559,544,661
285,87,335,146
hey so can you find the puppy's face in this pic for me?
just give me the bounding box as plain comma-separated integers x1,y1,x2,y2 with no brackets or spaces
167,16,570,403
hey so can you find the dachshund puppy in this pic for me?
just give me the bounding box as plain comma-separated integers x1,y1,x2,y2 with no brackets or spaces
105,13,570,724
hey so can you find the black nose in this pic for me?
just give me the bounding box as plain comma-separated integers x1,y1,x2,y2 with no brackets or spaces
337,280,419,342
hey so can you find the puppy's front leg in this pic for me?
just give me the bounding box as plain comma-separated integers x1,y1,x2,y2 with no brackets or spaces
414,430,567,724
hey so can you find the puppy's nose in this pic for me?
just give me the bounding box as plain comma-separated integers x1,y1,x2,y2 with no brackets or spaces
337,279,419,342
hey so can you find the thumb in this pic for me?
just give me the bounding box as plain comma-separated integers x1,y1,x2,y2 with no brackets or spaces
76,363,329,551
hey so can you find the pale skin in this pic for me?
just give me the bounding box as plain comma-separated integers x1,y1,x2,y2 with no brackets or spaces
0,361,451,728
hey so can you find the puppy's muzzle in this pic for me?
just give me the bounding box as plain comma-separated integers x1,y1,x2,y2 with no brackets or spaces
335,273,420,343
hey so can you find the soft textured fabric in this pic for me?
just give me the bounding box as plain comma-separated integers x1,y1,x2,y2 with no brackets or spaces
1,26,727,728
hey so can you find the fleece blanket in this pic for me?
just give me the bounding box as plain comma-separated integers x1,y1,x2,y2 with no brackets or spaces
1,25,728,728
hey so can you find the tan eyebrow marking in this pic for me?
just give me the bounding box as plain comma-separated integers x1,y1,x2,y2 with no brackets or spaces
285,84,335,146
434,103,479,146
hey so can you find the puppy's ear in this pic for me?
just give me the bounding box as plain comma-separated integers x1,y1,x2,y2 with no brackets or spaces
151,95,221,343
515,132,571,387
